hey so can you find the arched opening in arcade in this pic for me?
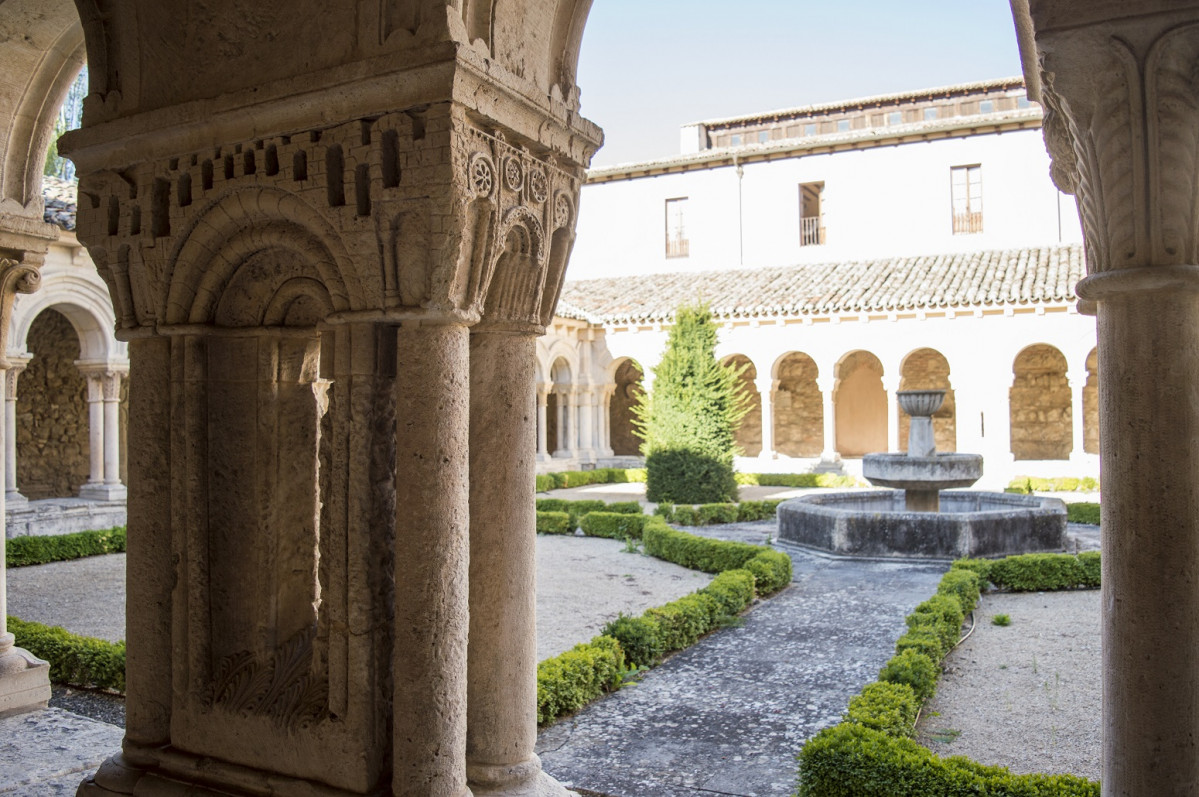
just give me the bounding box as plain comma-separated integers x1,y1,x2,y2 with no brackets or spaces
772,351,822,457
608,357,644,457
898,347,955,453
724,354,760,456
1010,343,1071,460
834,350,886,457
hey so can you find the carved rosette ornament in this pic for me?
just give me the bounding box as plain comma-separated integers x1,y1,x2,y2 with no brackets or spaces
470,154,496,199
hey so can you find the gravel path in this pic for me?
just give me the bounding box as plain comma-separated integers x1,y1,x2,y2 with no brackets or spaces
917,589,1102,781
7,553,126,642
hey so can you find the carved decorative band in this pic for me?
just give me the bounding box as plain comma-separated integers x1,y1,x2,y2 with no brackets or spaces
1075,265,1199,301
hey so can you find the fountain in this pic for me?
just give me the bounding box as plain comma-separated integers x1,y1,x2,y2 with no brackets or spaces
777,389,1067,559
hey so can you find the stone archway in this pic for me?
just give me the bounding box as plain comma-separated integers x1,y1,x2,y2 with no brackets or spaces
1010,343,1071,460
725,354,760,456
834,350,886,457
773,352,822,457
547,357,573,456
17,308,89,499
609,358,643,456
898,348,956,453
1083,347,1098,455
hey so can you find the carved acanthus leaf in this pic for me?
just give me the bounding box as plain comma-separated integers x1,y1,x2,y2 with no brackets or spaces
210,627,328,731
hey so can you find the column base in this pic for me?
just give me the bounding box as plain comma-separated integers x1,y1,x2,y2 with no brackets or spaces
812,455,843,474
5,489,26,506
468,756,576,797
78,483,128,502
0,644,51,718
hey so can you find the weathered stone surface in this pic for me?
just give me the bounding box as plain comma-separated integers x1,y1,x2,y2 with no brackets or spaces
0,708,121,795
1010,343,1071,460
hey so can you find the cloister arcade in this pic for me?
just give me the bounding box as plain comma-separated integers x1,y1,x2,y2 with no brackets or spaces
0,1,1192,796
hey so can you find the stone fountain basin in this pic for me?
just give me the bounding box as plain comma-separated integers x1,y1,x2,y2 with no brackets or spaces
862,452,983,490
777,490,1068,559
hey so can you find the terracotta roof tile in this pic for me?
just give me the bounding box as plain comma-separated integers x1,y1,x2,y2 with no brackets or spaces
558,245,1084,324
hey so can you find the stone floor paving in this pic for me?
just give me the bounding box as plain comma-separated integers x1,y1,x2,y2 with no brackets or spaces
537,547,947,796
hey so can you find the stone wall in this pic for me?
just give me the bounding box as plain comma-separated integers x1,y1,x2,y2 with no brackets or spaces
898,348,957,453
774,353,823,456
728,355,761,456
609,359,643,456
17,309,90,499
835,351,886,456
1010,344,1071,460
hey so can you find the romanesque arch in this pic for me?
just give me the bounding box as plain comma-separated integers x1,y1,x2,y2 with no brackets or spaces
724,353,760,457
772,351,822,457
547,356,573,456
898,347,955,453
835,350,886,457
1084,347,1098,455
1010,343,1071,460
609,357,644,456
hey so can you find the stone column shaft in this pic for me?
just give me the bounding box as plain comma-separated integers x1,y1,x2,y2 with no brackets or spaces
467,331,566,796
86,374,105,485
393,322,471,797
577,386,594,454
102,371,123,487
817,375,837,461
554,391,566,456
536,390,549,461
883,374,901,453
755,378,775,458
5,364,24,503
1067,368,1086,462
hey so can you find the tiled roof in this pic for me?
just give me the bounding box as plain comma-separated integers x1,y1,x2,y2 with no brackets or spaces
557,245,1084,325
42,176,77,231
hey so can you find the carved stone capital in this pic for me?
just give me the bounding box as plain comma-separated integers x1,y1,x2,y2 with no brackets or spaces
0,257,42,367
1030,12,1199,275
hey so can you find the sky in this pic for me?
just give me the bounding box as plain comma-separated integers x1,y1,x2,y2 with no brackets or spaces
576,0,1025,167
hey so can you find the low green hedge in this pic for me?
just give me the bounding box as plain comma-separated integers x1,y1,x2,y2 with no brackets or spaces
797,558,1101,795
1006,476,1099,494
536,511,572,535
655,499,783,526
798,723,1099,796
1066,502,1100,525
580,512,648,540
8,616,125,692
6,526,127,567
736,472,863,488
642,519,792,594
536,498,607,527
952,552,1101,592
536,635,624,725
535,468,647,492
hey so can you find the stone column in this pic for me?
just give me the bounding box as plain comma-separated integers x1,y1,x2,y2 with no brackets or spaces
0,254,50,716
755,377,776,459
553,388,568,457
536,388,549,462
816,374,838,463
1022,8,1199,793
5,360,27,505
883,372,901,453
394,322,471,797
467,329,569,797
600,385,615,457
102,370,126,499
81,371,105,492
1067,367,1087,466
577,385,594,460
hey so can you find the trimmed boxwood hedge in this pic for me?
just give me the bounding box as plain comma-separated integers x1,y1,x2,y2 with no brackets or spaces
655,499,783,526
535,468,647,492
536,635,624,725
536,511,572,535
579,512,648,540
797,554,1102,796
736,472,863,488
1006,476,1099,494
6,526,126,567
8,616,125,692
1066,502,1100,526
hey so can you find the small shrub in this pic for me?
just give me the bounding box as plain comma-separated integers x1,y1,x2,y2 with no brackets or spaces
950,557,994,585
905,593,965,654
645,448,738,505
606,501,644,515
580,512,648,540
696,503,739,525
535,474,555,492
878,649,938,703
936,569,981,614
702,569,756,616
1006,476,1100,494
845,681,919,738
6,527,127,567
670,505,699,526
601,613,663,669
646,593,717,651
744,550,792,595
992,613,1012,627
1077,551,1101,586
1066,502,1101,525
535,511,572,535
989,553,1096,591
9,617,125,692
894,627,947,663
536,635,624,724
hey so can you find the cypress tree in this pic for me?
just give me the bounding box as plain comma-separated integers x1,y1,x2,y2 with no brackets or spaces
635,302,749,503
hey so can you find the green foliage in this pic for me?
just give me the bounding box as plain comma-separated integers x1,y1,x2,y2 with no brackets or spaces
535,468,647,492
606,501,645,515
893,627,947,663
988,553,1101,591
845,681,919,738
936,569,981,615
703,569,756,615
949,557,994,584
642,518,764,573
535,511,572,535
736,499,783,521
6,526,127,567
696,503,739,525
645,592,720,650
601,613,665,669
8,617,125,692
536,635,625,725
992,613,1012,627
1006,476,1099,494
535,498,604,527
744,550,793,595
796,722,1100,797
878,649,939,703
1066,502,1101,525
638,304,748,504
736,472,863,488
580,512,648,540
